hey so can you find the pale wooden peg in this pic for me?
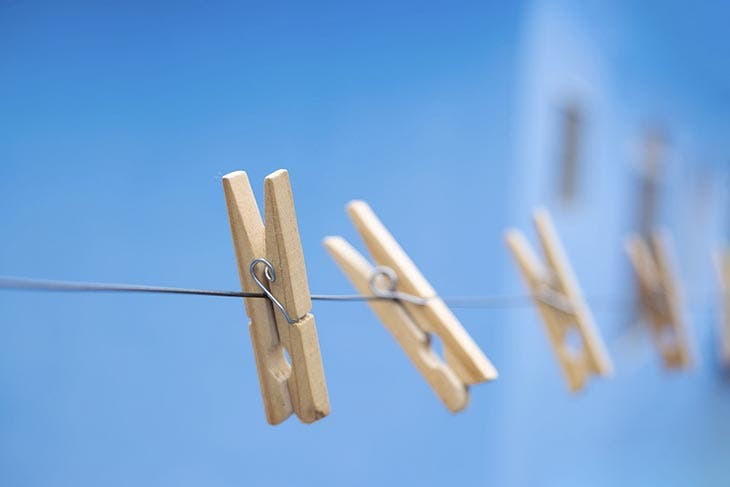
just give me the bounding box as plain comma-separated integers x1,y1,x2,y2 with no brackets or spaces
505,208,613,391
346,201,498,384
717,250,730,367
223,169,330,425
324,201,496,412
324,236,468,412
263,170,329,423
625,231,692,369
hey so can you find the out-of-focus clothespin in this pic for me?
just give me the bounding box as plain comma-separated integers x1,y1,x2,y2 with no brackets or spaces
626,231,692,369
223,169,330,425
324,201,498,412
716,249,730,367
505,208,614,391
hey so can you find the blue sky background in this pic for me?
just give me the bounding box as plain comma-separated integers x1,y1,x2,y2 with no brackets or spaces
1,1,728,486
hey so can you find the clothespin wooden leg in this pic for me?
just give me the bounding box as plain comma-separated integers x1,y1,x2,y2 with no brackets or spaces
223,171,292,425
264,170,330,423
324,236,468,412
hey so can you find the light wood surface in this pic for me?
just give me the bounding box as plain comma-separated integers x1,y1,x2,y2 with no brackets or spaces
223,170,329,425
324,236,468,412
263,170,329,423
264,170,312,319
626,231,692,369
505,208,613,391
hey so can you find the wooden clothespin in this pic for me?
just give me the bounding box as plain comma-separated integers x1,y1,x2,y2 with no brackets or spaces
715,249,730,367
223,169,330,425
324,201,498,412
625,231,692,369
505,208,613,391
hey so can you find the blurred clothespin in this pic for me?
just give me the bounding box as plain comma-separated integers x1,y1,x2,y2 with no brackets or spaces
324,201,498,412
626,231,692,369
223,169,330,425
505,208,613,391
716,249,730,367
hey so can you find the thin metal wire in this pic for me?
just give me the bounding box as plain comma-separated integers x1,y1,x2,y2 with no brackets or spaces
443,295,537,309
0,275,685,312
0,275,538,309
0,276,261,298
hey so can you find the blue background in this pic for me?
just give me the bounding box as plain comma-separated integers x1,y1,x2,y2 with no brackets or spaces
1,1,728,485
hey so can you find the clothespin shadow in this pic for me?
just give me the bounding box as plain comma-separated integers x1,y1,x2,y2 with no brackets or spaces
557,101,582,204
715,249,730,369
635,130,666,236
223,169,330,425
625,230,693,370
505,208,614,391
324,201,498,412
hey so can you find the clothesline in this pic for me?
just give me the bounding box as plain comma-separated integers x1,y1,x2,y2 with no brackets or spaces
0,275,720,314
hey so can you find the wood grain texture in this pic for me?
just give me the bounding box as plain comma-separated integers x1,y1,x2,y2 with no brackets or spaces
346,200,498,385
263,170,329,422
505,208,613,392
264,169,312,319
288,313,331,423
626,231,692,369
324,236,468,412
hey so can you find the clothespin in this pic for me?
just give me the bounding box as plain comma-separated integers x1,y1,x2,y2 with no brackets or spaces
505,208,613,391
222,169,330,425
625,231,692,369
715,249,730,367
324,201,498,412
